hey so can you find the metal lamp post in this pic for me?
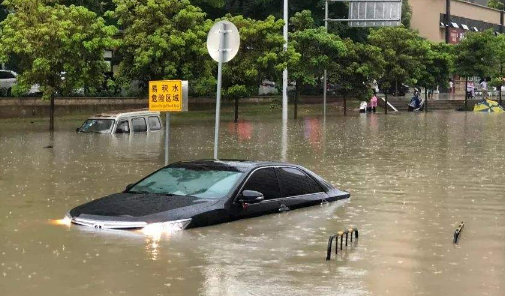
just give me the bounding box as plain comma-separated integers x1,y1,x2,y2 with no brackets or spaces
282,0,288,121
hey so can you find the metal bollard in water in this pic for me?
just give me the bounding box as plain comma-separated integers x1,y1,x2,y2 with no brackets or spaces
349,227,359,242
453,221,465,243
326,227,359,260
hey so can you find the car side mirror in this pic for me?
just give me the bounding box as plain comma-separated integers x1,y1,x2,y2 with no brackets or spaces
125,183,134,192
239,190,264,204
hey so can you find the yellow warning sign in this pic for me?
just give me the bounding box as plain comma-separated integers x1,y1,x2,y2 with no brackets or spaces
149,80,183,112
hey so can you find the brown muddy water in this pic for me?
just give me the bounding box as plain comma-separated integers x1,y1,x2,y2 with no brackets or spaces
1,112,505,296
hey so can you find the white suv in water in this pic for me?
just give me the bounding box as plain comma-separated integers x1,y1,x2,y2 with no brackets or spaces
0,70,40,96
77,110,163,134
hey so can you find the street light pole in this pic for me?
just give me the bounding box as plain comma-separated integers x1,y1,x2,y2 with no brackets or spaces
323,0,328,118
282,0,288,121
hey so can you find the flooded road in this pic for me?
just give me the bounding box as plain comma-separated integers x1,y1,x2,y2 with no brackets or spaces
1,111,505,296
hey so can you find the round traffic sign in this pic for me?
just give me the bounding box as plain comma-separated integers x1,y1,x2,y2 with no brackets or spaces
207,20,240,63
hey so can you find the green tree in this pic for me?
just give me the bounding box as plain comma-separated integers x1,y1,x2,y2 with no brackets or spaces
289,11,346,119
0,0,117,130
332,39,385,113
490,34,505,105
455,30,496,110
417,42,454,110
110,0,213,94
218,14,290,122
402,0,413,28
195,0,370,42
368,26,429,112
488,0,505,10
60,0,115,15
0,1,7,22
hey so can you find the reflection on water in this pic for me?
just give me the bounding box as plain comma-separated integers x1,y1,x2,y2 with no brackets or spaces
227,120,253,142
2,112,505,295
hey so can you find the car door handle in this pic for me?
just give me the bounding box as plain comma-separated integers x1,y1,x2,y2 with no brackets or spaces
279,204,289,212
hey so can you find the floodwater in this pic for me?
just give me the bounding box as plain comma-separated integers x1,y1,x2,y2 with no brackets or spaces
1,111,505,296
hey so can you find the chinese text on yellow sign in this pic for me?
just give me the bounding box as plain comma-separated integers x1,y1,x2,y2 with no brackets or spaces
149,80,183,112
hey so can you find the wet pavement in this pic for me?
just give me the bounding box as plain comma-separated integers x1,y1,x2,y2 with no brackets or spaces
1,111,505,295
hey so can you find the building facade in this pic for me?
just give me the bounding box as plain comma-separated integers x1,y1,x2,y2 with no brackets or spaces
410,0,503,43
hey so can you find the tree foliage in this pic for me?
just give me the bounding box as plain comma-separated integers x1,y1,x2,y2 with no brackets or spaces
110,0,213,93
218,14,292,121
417,42,454,90
454,30,496,79
488,0,505,10
0,0,117,129
402,0,413,28
332,39,385,101
0,0,117,98
288,10,346,117
489,34,505,103
58,0,115,15
369,27,429,91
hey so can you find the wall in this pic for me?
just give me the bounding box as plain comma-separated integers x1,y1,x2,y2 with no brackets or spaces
0,96,343,118
410,0,446,42
410,0,502,42
452,0,501,24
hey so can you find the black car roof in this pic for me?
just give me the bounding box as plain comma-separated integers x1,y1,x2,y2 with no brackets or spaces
172,159,298,172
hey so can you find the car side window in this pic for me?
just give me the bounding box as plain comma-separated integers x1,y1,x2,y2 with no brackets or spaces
277,167,323,197
241,168,280,200
116,120,130,134
131,117,147,132
0,72,9,79
148,116,161,131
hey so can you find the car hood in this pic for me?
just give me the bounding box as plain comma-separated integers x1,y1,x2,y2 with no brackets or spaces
69,192,217,220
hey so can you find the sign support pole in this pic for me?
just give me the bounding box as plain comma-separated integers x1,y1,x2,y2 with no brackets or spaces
214,23,225,160
165,112,170,166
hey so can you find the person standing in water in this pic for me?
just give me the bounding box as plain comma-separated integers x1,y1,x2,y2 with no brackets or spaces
480,78,488,100
369,92,378,113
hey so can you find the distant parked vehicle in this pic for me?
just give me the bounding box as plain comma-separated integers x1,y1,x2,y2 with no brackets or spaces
77,110,163,134
0,70,40,96
381,83,410,96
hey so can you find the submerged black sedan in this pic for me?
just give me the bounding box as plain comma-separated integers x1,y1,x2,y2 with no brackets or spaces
66,160,350,231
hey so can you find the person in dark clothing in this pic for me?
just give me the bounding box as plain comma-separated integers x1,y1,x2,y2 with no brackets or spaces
408,91,421,112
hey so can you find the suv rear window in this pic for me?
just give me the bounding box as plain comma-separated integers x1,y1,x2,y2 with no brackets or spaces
148,116,161,131
131,118,147,132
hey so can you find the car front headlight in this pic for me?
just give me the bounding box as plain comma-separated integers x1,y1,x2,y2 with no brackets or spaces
141,218,192,236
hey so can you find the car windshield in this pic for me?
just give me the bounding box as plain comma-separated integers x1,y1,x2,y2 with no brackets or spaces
128,166,244,199
79,119,115,133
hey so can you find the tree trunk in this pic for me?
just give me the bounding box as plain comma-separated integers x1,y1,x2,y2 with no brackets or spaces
500,65,503,107
395,79,398,96
234,97,239,123
465,77,468,111
49,94,55,131
499,85,502,106
294,88,299,119
385,92,388,115
343,95,347,116
425,87,428,113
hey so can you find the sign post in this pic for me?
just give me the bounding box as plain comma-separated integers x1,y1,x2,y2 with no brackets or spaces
324,0,402,116
149,80,188,165
207,20,240,159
